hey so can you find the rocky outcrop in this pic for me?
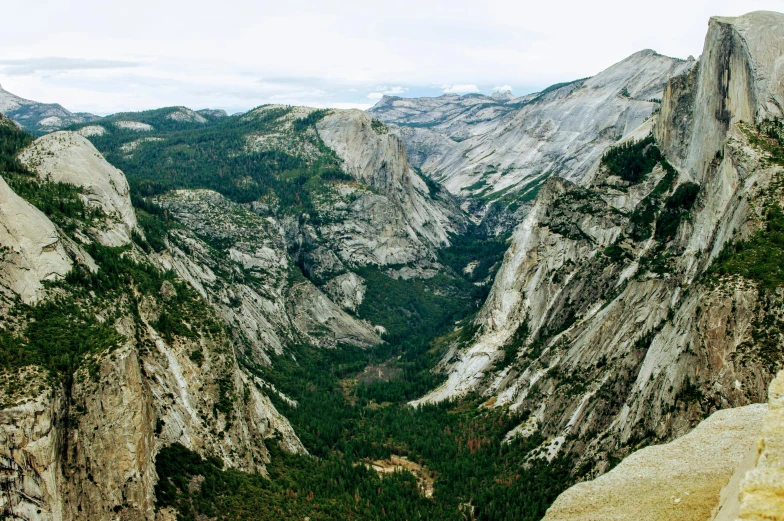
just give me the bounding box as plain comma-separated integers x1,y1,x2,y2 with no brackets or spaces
734,371,784,521
415,11,784,472
542,371,784,521
153,188,381,357
315,109,466,263
541,404,767,521
323,272,366,311
61,345,157,521
18,132,138,247
240,105,467,268
657,12,784,181
0,175,72,304
0,369,64,521
287,282,379,347
0,136,307,521
367,92,526,145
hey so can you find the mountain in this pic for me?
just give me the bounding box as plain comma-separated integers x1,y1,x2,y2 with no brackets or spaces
370,51,695,227
0,101,492,520
0,83,99,134
413,10,784,476
1,9,784,521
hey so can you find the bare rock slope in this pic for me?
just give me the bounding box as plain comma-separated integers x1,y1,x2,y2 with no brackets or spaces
541,404,767,521
19,131,139,246
0,128,307,521
371,51,694,206
0,174,72,304
415,11,784,473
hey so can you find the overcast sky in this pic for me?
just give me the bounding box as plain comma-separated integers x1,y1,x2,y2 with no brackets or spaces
1,0,782,115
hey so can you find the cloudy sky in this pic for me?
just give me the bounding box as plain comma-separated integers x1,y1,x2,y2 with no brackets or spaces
1,0,782,115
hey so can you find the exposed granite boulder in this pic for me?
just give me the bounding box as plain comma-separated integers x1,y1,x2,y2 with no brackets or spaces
19,131,138,246
542,404,767,521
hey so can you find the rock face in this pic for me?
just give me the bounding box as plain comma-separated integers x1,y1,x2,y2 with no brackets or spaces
414,10,784,471
0,369,65,521
370,51,694,207
542,371,784,521
152,188,381,358
0,84,98,134
18,131,139,246
166,108,208,124
323,272,366,311
0,130,307,521
0,174,72,304
541,404,767,521
315,110,464,264
734,371,784,521
367,92,528,146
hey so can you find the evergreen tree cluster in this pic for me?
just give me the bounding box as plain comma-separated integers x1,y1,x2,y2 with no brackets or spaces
601,135,662,183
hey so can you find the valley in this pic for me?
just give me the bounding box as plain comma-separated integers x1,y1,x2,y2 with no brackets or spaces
0,9,783,521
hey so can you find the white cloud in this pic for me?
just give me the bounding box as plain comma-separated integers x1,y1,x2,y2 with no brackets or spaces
1,0,782,113
443,84,480,94
367,85,408,98
493,85,513,93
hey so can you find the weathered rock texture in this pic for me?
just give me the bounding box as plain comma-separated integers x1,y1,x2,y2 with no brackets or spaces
0,132,306,521
541,404,767,521
316,110,461,261
414,10,784,473
152,188,381,360
0,369,65,521
0,174,72,304
734,371,784,521
19,131,139,246
370,51,694,207
240,105,467,271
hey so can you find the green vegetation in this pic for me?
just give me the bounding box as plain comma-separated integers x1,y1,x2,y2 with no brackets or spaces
601,135,662,184
628,160,677,241
79,106,225,133
173,335,575,521
0,118,103,232
712,203,784,289
80,106,345,213
0,122,221,387
742,119,784,166
370,118,389,135
499,320,529,368
438,227,510,285
654,181,700,241
710,119,784,289
0,300,123,384
535,77,588,98
211,227,576,521
157,407,574,521
350,265,479,403
0,108,583,520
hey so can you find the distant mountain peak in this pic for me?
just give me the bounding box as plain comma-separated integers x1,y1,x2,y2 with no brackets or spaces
0,82,98,134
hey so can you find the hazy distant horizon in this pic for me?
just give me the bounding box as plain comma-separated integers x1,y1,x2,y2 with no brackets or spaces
2,0,783,115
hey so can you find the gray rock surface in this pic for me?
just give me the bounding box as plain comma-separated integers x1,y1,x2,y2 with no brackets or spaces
0,174,72,304
371,51,694,209
18,131,139,246
414,11,784,474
